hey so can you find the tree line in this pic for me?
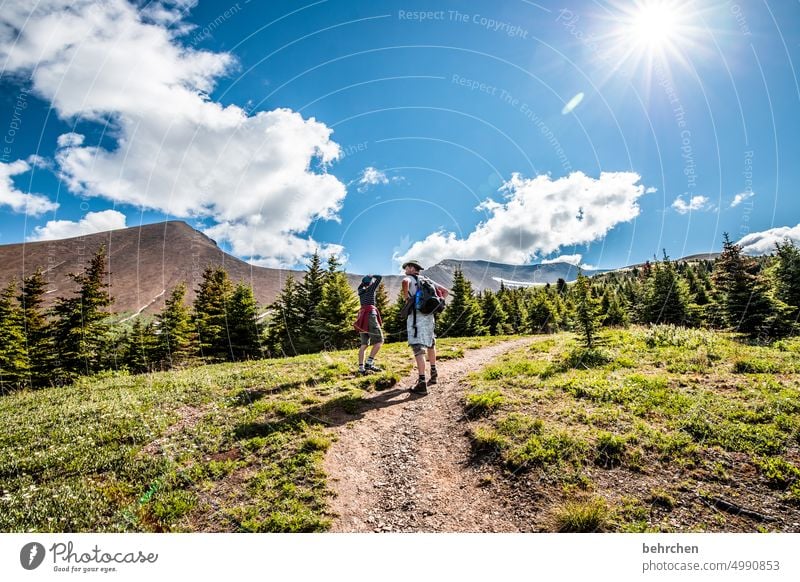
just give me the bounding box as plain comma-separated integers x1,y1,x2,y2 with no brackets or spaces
1,234,799,393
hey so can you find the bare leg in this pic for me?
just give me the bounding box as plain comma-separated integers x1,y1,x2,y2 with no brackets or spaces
427,347,436,366
358,345,367,366
369,342,383,359
414,352,426,377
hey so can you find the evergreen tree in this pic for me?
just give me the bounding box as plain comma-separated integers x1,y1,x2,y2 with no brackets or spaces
193,266,234,361
439,267,486,337
643,252,690,325
480,290,509,335
571,273,603,348
526,290,558,334
774,240,800,318
154,283,195,369
0,281,28,392
601,289,629,327
228,282,262,360
375,281,390,317
499,287,528,334
712,233,780,337
18,269,53,387
121,318,157,374
51,246,114,380
296,251,327,353
382,288,409,343
314,256,358,350
265,275,304,356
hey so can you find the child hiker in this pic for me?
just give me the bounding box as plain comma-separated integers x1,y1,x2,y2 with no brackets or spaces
354,274,384,375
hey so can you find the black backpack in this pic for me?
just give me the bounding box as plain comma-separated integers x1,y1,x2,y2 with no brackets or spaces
412,275,446,315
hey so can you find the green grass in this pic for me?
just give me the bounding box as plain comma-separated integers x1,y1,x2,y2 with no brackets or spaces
0,335,507,532
465,327,800,532
553,497,610,532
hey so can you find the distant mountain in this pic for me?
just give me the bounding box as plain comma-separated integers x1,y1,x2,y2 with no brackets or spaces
0,221,725,316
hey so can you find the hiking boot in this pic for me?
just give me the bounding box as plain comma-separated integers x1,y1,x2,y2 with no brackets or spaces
428,369,438,385
365,363,382,373
410,379,428,394
358,368,369,376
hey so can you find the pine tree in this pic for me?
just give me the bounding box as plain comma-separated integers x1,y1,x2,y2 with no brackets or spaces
375,281,390,317
500,287,528,334
439,267,487,337
526,290,558,334
314,256,358,350
228,282,262,360
774,240,800,318
571,273,603,348
382,288,408,343
193,266,234,361
154,283,196,369
51,246,114,380
601,289,629,327
480,290,509,335
0,280,29,392
18,269,53,387
265,275,304,356
121,318,157,374
712,233,779,337
643,252,690,325
296,251,327,353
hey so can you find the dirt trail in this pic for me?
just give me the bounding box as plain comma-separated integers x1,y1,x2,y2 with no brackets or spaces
324,338,534,532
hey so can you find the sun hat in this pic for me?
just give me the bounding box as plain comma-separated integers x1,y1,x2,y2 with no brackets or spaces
361,276,372,284
402,260,424,270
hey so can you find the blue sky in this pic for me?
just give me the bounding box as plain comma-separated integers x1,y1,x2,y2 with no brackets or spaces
1,0,799,275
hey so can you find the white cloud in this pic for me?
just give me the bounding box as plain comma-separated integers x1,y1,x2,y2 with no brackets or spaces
0,159,59,216
395,171,651,268
356,166,391,192
542,254,582,266
672,195,711,214
29,210,127,241
730,191,755,208
645,186,658,194
1,0,345,267
738,224,800,255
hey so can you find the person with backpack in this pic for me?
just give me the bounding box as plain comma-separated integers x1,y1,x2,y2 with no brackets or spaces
354,274,384,375
400,260,448,394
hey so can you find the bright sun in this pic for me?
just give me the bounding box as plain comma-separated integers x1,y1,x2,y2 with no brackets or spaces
630,3,680,48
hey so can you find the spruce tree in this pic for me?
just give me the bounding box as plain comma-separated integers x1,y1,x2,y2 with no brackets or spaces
314,256,358,350
712,233,779,337
643,252,690,325
51,246,114,380
193,266,234,361
382,288,409,343
439,267,486,337
526,290,558,334
265,275,304,356
601,289,629,327
18,269,53,387
154,283,195,369
0,280,29,392
228,282,262,360
296,251,326,353
121,318,157,374
774,240,800,318
480,290,509,335
375,281,390,317
571,273,603,348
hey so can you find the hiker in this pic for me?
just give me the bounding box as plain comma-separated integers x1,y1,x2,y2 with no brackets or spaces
400,260,448,394
354,274,384,375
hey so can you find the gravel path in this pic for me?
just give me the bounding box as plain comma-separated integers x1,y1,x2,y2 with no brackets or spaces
324,338,534,532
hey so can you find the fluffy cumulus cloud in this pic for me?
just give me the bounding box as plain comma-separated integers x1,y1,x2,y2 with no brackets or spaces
29,210,127,241
0,159,59,216
396,171,651,268
738,224,800,256
730,191,755,208
1,0,345,267
672,195,711,214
